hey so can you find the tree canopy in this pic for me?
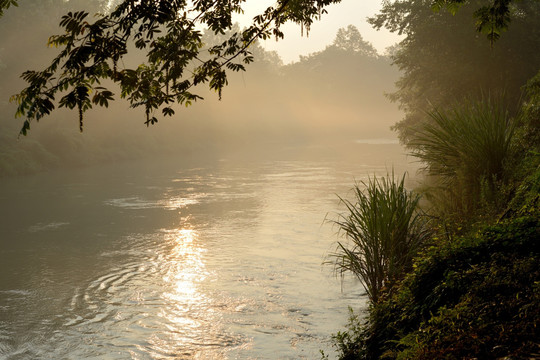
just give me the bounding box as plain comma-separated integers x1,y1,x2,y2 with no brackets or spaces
0,22,402,177
0,0,527,135
370,0,540,142
8,0,341,135
0,0,17,17
331,24,378,56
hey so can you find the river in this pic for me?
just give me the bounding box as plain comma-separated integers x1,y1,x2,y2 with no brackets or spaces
0,143,413,359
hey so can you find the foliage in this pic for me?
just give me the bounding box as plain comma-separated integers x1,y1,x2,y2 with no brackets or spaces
519,69,540,146
0,22,402,177
502,161,540,219
5,0,534,135
328,172,432,303
327,0,540,357
431,0,513,45
329,84,539,359
369,0,540,143
332,216,540,359
327,307,366,360
8,0,341,135
409,96,517,217
501,69,540,218
331,25,378,57
329,67,540,358
0,0,523,42
0,0,17,17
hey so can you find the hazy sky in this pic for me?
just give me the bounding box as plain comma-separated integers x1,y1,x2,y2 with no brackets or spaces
234,0,402,63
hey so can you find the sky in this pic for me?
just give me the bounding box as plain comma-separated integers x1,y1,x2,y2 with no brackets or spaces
234,0,403,63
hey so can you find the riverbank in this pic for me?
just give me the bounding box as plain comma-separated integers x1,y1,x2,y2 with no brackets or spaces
326,96,540,359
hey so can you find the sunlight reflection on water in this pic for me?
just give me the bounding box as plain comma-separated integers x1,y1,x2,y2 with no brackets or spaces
149,228,238,359
161,228,207,338
0,148,415,359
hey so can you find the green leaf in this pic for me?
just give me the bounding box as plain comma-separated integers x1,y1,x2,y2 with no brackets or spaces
162,107,175,116
19,120,30,137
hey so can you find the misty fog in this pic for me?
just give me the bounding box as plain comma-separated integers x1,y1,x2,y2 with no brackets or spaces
0,1,402,177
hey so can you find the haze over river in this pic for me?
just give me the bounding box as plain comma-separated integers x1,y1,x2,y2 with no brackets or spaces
0,143,413,359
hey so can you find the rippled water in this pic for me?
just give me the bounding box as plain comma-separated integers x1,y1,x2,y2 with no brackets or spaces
0,145,413,359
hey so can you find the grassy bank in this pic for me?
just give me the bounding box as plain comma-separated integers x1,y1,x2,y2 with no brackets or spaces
326,83,540,359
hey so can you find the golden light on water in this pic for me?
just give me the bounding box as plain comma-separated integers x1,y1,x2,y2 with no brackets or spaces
147,226,239,358
167,229,207,301
162,227,207,313
164,197,201,210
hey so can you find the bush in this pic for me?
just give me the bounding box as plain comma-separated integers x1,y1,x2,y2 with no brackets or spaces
409,97,517,218
333,216,540,360
328,172,432,303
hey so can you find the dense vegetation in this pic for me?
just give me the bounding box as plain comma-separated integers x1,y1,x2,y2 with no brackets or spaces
370,0,540,144
327,0,540,358
327,92,539,360
329,215,539,359
1,1,538,358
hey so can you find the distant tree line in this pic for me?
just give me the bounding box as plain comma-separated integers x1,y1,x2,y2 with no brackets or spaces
0,3,399,176
0,0,529,135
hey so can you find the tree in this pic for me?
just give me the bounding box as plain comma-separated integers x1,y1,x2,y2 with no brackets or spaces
431,0,515,46
332,25,378,57
4,0,339,135
2,0,529,136
369,0,540,143
8,0,341,136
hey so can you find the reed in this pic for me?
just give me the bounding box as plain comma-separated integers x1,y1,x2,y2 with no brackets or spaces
409,97,516,216
329,172,430,304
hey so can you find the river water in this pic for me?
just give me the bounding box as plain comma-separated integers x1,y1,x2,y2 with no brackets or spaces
0,143,413,359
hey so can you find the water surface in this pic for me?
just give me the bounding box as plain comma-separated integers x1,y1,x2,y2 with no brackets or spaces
0,144,412,359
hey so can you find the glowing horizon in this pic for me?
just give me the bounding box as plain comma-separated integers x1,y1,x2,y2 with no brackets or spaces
235,0,402,63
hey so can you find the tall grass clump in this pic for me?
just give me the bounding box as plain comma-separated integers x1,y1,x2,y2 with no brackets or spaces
329,172,431,304
410,97,517,217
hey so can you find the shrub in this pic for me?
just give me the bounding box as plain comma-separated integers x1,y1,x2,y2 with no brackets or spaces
334,216,540,360
409,96,517,217
328,172,431,304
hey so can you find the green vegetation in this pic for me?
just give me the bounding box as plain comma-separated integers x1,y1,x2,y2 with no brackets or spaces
0,0,17,17
0,14,400,177
328,137,539,359
370,0,540,144
9,0,343,135
330,215,539,359
327,1,540,358
328,173,431,303
0,0,538,356
0,0,529,135
410,96,517,220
